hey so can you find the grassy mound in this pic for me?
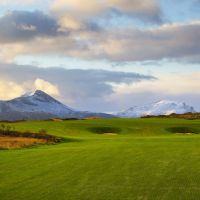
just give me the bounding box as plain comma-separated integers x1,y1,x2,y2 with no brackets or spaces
87,126,121,134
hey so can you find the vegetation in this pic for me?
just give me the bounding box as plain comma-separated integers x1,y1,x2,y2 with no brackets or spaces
1,118,200,199
143,112,200,120
0,136,47,149
0,124,62,149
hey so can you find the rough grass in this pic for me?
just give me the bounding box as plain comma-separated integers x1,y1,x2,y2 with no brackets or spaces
0,136,47,149
0,128,62,143
0,126,62,149
1,118,200,200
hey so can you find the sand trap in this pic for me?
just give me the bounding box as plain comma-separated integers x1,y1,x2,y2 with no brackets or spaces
103,133,117,135
176,133,193,135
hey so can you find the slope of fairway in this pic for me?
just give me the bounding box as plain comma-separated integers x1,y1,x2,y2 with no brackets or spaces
1,118,200,200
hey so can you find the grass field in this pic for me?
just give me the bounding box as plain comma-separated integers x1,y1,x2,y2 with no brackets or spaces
1,118,200,200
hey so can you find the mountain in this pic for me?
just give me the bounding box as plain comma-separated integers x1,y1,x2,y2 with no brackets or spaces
117,100,195,118
0,90,114,121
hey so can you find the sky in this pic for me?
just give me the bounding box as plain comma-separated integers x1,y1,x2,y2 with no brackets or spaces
0,0,200,112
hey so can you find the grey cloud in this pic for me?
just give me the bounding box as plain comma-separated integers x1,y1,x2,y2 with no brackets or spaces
108,0,162,23
0,10,61,43
108,6,162,24
84,22,200,62
52,0,162,24
0,10,199,63
0,63,155,110
1,20,200,63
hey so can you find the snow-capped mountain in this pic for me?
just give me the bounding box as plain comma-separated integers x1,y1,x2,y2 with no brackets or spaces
117,100,195,118
0,90,114,121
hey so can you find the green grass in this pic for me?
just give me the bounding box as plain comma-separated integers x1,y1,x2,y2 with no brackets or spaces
1,118,200,200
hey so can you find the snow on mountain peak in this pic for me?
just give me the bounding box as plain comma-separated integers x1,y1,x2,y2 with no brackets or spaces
117,100,195,118
20,90,48,98
155,100,176,104
34,90,49,96
20,91,35,98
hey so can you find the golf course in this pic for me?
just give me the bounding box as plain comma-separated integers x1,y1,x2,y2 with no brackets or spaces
1,118,200,200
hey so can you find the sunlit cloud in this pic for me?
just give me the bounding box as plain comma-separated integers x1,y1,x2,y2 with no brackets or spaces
34,78,60,96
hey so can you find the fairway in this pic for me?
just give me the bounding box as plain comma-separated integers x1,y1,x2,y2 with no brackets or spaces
1,118,200,200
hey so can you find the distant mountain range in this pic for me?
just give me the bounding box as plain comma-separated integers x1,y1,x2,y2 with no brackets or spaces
0,90,114,121
0,91,196,121
117,100,195,118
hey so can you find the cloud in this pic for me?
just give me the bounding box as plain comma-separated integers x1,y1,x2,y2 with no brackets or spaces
0,13,199,63
81,71,200,111
0,79,25,100
87,21,200,62
109,0,162,22
0,8,198,63
34,78,60,96
0,0,35,5
0,63,200,112
113,73,200,96
0,77,60,100
0,10,61,43
108,72,200,111
0,63,155,108
51,0,162,24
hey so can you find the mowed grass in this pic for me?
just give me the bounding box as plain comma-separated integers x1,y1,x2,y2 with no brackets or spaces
1,118,200,200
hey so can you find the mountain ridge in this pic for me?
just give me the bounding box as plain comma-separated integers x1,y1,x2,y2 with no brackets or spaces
0,92,196,120
0,90,114,121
